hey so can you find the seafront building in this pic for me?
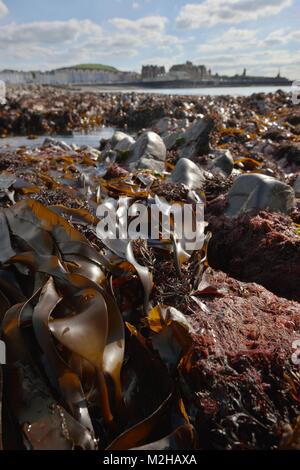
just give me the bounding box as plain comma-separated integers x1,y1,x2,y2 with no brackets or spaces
0,67,139,85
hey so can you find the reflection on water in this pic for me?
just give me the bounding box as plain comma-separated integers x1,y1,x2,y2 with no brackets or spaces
151,85,290,96
0,127,115,149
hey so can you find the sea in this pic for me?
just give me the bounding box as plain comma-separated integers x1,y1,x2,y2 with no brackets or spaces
84,84,291,96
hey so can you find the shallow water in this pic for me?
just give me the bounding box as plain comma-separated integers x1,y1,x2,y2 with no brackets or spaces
0,127,114,150
81,85,291,97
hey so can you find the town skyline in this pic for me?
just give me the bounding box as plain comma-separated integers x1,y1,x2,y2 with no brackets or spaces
0,59,291,88
0,60,290,80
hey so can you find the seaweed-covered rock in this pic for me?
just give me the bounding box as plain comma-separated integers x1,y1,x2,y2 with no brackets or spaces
181,268,300,449
225,174,295,217
208,211,300,301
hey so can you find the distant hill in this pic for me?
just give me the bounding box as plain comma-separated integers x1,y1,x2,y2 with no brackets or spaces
57,64,119,73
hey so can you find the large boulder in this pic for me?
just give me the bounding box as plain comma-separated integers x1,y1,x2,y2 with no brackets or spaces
177,117,214,159
171,158,205,190
127,131,166,172
225,173,295,217
163,117,213,158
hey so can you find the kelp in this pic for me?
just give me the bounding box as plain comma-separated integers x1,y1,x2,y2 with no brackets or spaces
147,305,194,370
107,391,196,450
0,199,197,450
131,424,198,450
2,302,96,449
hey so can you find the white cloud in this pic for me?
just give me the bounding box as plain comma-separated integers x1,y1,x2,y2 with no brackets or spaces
263,28,300,46
109,15,181,50
0,19,102,46
197,27,258,53
196,26,300,56
110,15,168,33
193,25,300,78
176,0,293,29
140,54,185,70
0,1,8,19
0,15,183,71
193,47,300,79
132,1,140,9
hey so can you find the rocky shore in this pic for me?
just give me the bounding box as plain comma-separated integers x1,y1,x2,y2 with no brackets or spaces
1,85,300,450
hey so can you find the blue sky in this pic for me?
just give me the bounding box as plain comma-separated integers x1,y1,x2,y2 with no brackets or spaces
0,0,299,78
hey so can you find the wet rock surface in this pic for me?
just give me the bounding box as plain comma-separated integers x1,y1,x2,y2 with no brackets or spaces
126,131,166,172
209,149,234,178
1,86,300,450
171,158,205,190
225,174,295,217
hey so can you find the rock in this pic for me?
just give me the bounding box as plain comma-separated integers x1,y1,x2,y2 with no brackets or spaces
276,143,300,165
286,113,300,126
208,211,300,301
163,130,183,151
183,267,300,449
114,135,135,154
111,131,135,153
171,158,205,190
102,132,135,162
70,143,80,151
126,131,166,171
294,175,300,198
225,174,295,217
184,118,210,142
111,131,129,148
137,157,165,173
209,150,234,178
0,171,16,190
154,117,190,136
153,117,173,135
165,118,214,159
43,137,72,152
